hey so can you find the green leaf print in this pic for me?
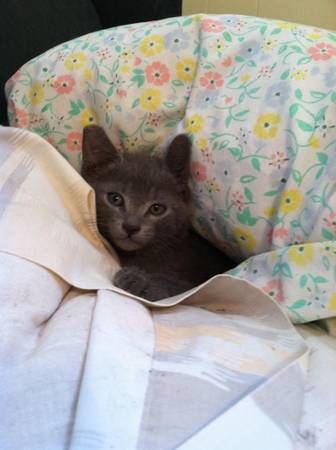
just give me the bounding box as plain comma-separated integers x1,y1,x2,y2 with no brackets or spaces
273,263,293,278
229,147,241,157
132,98,140,108
322,228,335,240
295,89,303,100
300,274,308,288
331,92,336,103
314,276,328,284
317,153,328,165
182,17,193,26
251,158,261,171
289,104,299,117
280,69,290,80
99,74,109,84
237,208,258,226
240,175,257,183
223,32,232,42
291,300,307,309
264,190,278,197
296,119,314,132
244,187,254,202
131,74,145,88
41,103,51,113
292,169,303,184
271,28,282,35
322,256,330,271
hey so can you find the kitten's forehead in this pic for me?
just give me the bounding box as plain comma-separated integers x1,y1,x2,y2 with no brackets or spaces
100,153,177,195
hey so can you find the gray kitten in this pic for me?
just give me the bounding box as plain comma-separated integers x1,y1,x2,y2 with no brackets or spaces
81,125,234,301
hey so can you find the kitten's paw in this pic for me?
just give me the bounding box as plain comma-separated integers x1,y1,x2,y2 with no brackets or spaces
113,267,149,298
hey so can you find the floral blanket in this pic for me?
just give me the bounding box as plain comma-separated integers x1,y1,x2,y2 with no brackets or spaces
5,14,336,323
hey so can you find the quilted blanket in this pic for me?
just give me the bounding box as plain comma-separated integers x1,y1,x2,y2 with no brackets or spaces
0,125,309,449
5,14,336,324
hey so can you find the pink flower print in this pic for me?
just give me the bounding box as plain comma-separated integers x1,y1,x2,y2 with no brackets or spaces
145,61,170,86
308,42,336,61
259,65,274,78
262,279,284,302
145,113,161,128
97,47,112,60
14,109,28,128
269,151,289,169
273,227,289,239
323,211,336,229
191,161,207,182
273,227,288,239
232,191,245,211
224,96,233,104
117,89,127,98
201,19,225,33
54,75,75,94
200,71,224,90
66,132,82,152
221,56,233,68
46,136,56,146
135,56,142,66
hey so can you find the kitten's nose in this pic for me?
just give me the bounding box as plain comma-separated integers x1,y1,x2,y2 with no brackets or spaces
122,222,141,236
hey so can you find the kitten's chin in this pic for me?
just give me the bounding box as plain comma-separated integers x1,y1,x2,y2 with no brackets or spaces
113,237,145,252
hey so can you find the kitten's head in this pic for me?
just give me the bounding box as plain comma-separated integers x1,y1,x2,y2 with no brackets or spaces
81,125,192,253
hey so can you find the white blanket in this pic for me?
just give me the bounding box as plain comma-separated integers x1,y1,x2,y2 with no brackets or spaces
0,126,334,450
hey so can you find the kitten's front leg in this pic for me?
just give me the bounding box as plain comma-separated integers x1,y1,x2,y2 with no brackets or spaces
113,267,150,298
113,267,191,301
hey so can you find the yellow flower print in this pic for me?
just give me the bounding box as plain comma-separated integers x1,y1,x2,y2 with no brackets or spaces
233,227,257,252
328,293,336,310
288,244,314,266
262,38,277,52
193,14,203,22
206,178,220,192
140,88,162,111
65,52,87,70
254,113,280,139
276,21,297,30
309,135,320,149
308,33,322,40
264,206,276,218
83,69,93,80
186,114,204,134
198,137,208,150
80,108,99,126
29,82,45,105
176,58,197,82
211,38,226,52
240,73,250,82
320,242,336,257
121,64,131,74
139,35,164,57
291,69,307,81
279,189,302,214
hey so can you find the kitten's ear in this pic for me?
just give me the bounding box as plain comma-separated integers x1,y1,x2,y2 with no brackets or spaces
165,134,191,185
81,125,120,180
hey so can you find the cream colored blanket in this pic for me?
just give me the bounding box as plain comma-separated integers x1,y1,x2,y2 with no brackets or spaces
0,125,332,450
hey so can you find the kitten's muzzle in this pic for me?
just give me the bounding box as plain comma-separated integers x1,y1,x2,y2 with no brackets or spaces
122,222,141,236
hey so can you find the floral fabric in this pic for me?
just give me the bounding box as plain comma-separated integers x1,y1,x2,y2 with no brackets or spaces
6,14,336,323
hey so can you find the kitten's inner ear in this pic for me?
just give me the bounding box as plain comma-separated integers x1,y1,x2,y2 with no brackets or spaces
81,125,120,179
165,134,191,185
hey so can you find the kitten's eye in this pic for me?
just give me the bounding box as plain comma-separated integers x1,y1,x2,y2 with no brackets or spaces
149,203,166,216
107,192,124,207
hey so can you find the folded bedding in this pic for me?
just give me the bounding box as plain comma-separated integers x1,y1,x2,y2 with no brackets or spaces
0,124,308,449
